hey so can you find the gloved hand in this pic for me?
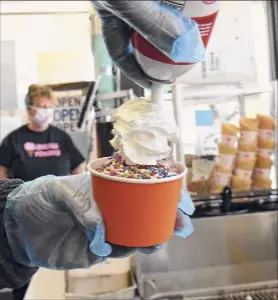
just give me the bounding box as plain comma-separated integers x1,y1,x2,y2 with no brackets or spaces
4,173,195,270
91,1,205,88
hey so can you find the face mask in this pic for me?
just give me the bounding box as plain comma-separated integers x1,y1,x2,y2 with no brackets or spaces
30,106,54,127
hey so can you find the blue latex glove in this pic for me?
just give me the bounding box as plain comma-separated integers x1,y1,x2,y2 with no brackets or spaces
4,173,195,270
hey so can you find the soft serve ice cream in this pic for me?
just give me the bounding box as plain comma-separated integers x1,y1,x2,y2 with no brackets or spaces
111,98,178,165
96,97,179,179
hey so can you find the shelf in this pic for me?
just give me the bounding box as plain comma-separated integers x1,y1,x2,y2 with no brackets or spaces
95,89,134,102
172,85,273,100
171,82,275,170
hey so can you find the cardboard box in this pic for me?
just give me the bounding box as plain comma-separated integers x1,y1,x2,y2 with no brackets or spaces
65,271,136,300
68,257,131,277
66,258,134,298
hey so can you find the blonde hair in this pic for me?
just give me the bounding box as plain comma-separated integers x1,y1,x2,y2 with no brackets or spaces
25,84,56,107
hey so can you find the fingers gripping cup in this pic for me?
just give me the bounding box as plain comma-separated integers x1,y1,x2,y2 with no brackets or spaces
88,158,185,247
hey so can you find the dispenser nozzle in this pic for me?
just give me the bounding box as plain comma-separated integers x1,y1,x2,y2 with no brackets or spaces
151,82,168,105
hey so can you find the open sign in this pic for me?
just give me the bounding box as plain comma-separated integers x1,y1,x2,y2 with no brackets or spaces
52,90,85,133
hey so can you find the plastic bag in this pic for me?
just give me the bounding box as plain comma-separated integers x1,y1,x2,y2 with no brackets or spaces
92,0,205,87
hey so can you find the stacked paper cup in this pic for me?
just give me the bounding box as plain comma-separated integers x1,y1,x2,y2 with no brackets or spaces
211,123,239,193
252,114,276,190
220,123,239,147
232,117,258,191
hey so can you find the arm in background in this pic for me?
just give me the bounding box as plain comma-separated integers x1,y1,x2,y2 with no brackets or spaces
72,162,86,175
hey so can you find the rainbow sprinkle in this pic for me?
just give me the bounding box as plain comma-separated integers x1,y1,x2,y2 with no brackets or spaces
96,152,177,179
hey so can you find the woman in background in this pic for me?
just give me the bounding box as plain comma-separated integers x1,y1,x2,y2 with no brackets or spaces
0,84,86,300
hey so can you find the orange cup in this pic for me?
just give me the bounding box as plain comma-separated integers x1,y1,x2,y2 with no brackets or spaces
88,157,186,247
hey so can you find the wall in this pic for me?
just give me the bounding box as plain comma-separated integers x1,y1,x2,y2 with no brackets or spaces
0,40,17,110
0,11,94,110
0,1,91,14
178,1,271,86
182,1,257,84
36,51,94,86
248,0,272,114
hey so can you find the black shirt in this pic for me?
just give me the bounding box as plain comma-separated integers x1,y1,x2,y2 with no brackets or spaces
0,125,85,181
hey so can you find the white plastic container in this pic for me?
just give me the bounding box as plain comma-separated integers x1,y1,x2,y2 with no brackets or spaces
65,271,136,300
68,257,131,276
66,258,132,297
67,273,130,296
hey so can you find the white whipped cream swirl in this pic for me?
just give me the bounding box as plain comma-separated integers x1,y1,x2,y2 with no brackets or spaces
110,98,179,165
